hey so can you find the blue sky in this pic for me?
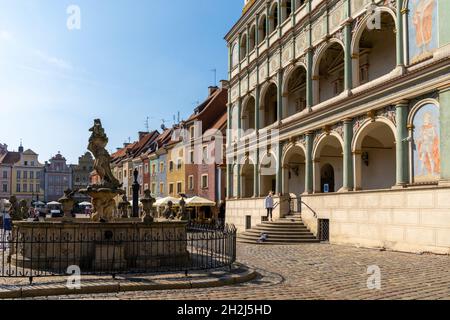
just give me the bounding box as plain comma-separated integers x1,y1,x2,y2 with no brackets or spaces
0,0,242,164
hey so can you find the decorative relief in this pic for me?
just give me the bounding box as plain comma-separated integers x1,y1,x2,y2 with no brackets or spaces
282,45,293,67
295,32,307,56
249,71,257,88
241,77,248,95
298,135,307,149
332,28,344,44
231,85,239,102
269,55,280,75
312,17,326,44
259,65,267,80
332,123,344,139
353,115,367,135
329,3,345,31
351,0,372,14
377,105,397,126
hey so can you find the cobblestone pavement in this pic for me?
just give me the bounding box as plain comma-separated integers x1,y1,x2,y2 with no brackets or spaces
29,243,450,300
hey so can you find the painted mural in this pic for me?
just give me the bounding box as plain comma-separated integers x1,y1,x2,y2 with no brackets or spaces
408,0,438,63
413,103,440,183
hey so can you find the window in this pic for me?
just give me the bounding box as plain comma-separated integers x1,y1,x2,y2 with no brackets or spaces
152,164,156,175
23,184,27,192
2,171,7,179
2,184,7,193
159,183,164,194
189,150,194,164
36,171,41,179
160,162,164,173
124,170,127,178
16,184,20,193
188,175,194,190
177,182,182,194
169,161,174,172
201,175,209,189
190,126,195,140
231,43,239,67
31,161,35,166
177,159,182,170
24,161,28,166
202,146,208,164
129,169,133,178
144,164,149,174
151,183,156,194
169,183,174,194
30,184,34,193
30,171,34,180
36,184,40,193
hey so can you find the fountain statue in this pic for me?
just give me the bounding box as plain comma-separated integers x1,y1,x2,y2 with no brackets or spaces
80,119,125,222
140,189,155,224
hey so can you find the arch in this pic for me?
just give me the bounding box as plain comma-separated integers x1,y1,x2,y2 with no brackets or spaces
409,99,441,183
240,158,255,198
258,14,268,44
312,40,346,104
282,143,306,200
312,39,345,77
249,25,256,51
312,133,344,193
231,42,239,68
408,98,440,125
351,8,397,87
259,82,278,128
352,119,397,190
241,95,256,134
240,33,248,60
260,152,278,196
281,0,293,23
269,2,279,34
282,63,308,95
282,64,308,119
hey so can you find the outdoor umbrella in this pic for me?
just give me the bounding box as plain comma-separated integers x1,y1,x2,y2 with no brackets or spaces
185,196,216,207
78,201,93,206
47,201,61,206
154,196,180,207
33,201,45,206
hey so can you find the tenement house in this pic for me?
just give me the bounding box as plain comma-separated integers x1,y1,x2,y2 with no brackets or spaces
225,0,450,254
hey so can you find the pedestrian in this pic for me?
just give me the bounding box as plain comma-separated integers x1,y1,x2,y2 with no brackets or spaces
265,191,274,222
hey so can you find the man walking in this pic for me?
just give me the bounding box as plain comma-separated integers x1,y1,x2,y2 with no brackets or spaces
265,191,274,222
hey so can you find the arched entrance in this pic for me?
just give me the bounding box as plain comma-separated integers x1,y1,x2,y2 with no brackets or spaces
260,83,278,128
283,66,307,119
260,153,277,196
352,11,396,86
313,134,344,193
282,144,306,212
241,96,256,135
241,159,255,198
314,42,345,104
320,164,335,193
353,120,396,190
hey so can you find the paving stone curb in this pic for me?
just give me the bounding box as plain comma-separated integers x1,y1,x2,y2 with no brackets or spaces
0,267,257,299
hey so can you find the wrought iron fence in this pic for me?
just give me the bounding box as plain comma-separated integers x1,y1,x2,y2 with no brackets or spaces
0,221,236,280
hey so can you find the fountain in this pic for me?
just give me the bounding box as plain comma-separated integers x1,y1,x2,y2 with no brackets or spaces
9,119,189,272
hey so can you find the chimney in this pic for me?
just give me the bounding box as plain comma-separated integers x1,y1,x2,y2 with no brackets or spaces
219,80,229,89
208,86,219,96
138,131,147,140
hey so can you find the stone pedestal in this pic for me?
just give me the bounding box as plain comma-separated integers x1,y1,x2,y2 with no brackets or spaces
80,188,124,222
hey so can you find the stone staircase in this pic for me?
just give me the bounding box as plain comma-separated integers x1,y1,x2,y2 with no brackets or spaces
237,213,319,245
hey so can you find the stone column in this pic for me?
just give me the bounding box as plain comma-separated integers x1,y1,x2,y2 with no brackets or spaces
237,98,242,140
396,101,409,187
255,86,260,131
253,148,259,197
236,163,242,198
255,14,260,56
439,87,450,186
306,24,313,111
402,7,409,65
227,103,232,148
396,0,405,67
275,141,283,195
277,71,283,122
342,119,354,191
226,163,232,199
344,21,353,92
305,132,314,194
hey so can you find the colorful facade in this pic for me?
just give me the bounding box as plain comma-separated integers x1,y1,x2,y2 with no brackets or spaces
44,153,73,202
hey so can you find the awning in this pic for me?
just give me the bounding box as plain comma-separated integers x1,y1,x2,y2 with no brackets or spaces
47,201,62,206
154,197,180,207
185,196,216,207
78,201,92,206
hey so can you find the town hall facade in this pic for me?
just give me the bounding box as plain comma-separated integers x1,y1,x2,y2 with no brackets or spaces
225,0,450,254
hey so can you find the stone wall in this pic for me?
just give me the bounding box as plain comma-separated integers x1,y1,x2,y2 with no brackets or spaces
301,187,450,255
